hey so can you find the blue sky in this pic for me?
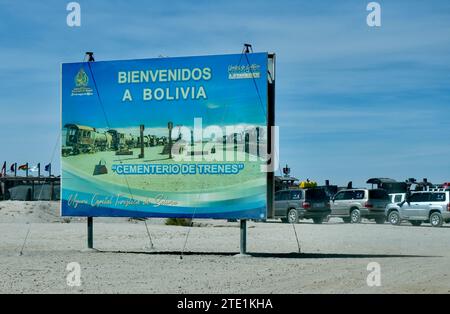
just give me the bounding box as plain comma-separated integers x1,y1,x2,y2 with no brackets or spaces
0,0,449,186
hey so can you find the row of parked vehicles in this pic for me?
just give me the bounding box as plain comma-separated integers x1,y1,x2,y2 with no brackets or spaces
274,178,450,227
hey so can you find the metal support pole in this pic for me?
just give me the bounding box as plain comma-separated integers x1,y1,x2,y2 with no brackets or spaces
240,219,247,255
85,52,95,252
256,127,260,158
139,124,145,158
167,122,173,159
244,133,249,155
190,130,194,156
87,217,93,249
50,181,54,200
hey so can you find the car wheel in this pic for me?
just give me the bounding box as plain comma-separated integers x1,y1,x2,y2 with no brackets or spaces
375,217,385,224
409,220,422,227
342,217,351,223
430,212,443,227
388,211,401,226
312,217,323,224
287,208,299,224
350,209,362,223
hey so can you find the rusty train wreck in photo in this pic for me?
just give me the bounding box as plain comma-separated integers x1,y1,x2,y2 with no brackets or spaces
62,124,165,156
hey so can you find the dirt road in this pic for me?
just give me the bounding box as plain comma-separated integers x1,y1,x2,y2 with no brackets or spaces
0,202,449,293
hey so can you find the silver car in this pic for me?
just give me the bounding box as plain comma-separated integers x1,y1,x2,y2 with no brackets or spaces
330,189,390,224
386,189,450,227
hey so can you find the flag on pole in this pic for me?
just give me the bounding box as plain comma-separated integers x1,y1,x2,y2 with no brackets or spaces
18,164,29,171
18,163,29,177
10,163,15,173
29,163,41,177
45,163,52,176
1,161,5,176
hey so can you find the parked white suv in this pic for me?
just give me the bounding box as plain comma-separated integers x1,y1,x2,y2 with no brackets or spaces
386,189,450,227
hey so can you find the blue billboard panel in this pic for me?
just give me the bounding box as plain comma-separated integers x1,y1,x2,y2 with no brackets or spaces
61,53,269,219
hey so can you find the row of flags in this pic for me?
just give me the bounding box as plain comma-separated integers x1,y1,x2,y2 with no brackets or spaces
0,162,52,177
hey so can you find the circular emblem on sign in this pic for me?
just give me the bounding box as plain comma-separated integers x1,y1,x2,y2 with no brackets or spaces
75,68,89,87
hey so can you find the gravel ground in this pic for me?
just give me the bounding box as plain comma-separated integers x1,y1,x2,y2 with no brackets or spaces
0,201,449,293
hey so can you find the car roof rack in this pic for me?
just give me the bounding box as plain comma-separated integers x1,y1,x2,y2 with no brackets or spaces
366,178,397,184
429,188,448,192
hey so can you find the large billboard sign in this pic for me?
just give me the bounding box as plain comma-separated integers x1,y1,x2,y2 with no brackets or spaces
61,53,271,219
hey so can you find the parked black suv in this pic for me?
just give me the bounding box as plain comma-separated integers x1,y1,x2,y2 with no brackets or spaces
274,188,331,224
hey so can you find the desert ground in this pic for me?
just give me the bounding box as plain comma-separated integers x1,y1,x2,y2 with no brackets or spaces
0,201,449,293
